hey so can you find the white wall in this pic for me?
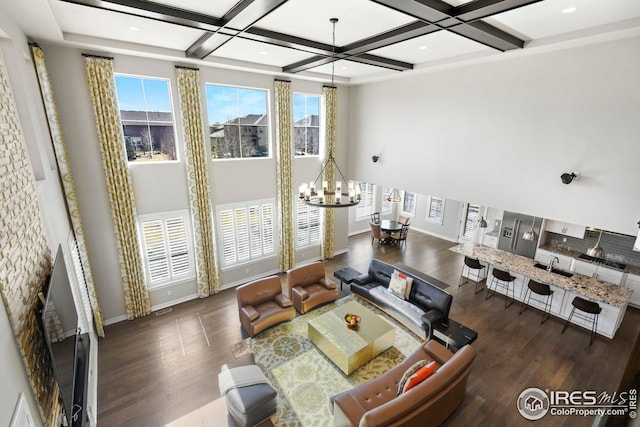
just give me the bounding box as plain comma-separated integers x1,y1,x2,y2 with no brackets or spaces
347,36,640,236
40,44,353,321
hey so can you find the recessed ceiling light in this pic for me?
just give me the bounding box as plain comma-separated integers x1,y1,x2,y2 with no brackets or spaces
259,51,268,55
562,7,577,14
129,26,140,31
418,45,428,50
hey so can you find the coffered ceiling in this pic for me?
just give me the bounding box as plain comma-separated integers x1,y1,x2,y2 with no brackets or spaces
4,0,640,83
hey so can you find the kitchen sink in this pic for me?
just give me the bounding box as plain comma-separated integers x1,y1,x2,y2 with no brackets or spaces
533,263,574,278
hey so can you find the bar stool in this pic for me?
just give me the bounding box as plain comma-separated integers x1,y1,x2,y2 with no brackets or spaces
562,296,601,346
519,279,554,324
458,256,486,294
486,267,516,308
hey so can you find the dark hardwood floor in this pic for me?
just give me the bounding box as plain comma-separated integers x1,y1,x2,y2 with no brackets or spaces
97,230,640,427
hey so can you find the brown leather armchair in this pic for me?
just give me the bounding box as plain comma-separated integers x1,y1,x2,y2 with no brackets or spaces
236,275,296,337
287,262,340,314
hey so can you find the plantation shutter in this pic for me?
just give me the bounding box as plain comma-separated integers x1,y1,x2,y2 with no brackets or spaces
220,209,236,265
463,204,481,239
296,199,308,246
429,197,444,221
141,219,170,283
166,217,190,278
262,203,274,253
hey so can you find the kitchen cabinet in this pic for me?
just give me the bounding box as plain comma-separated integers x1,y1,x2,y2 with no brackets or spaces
544,220,586,239
625,274,640,308
570,259,625,285
534,249,572,271
482,233,498,249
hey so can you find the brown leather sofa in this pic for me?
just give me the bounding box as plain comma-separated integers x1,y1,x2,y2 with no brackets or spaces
236,275,296,337
331,340,476,427
287,262,340,314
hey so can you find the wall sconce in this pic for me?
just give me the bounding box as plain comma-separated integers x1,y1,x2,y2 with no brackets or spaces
372,155,379,163
561,172,579,184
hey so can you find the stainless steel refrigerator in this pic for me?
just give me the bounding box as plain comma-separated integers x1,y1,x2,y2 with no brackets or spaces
497,211,539,258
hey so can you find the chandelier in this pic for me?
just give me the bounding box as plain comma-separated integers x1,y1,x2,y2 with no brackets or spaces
298,18,361,208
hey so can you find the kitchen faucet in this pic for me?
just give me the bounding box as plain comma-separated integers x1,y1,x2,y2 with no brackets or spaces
548,256,560,271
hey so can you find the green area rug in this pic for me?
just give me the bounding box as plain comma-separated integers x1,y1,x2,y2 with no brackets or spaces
247,295,421,426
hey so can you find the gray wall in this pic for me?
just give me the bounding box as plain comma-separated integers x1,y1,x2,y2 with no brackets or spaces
41,44,352,323
347,36,640,237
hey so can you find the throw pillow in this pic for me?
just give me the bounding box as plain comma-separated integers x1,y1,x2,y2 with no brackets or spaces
397,359,430,395
388,272,407,298
402,361,437,393
403,276,414,300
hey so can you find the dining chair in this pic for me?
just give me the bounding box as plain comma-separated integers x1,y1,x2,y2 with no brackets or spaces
370,212,380,224
391,224,409,247
370,222,385,246
398,215,411,225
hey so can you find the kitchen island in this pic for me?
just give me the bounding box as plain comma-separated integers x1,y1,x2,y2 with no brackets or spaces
450,243,632,338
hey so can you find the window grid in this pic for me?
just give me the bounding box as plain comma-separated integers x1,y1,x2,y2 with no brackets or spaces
402,192,417,217
217,200,276,268
355,182,375,219
114,74,178,163
296,198,321,248
293,93,320,156
206,84,270,159
427,197,445,224
463,204,481,239
381,186,393,214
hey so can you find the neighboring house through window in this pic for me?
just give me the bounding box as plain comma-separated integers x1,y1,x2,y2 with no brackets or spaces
206,84,270,159
217,199,276,268
114,74,177,163
293,93,320,156
137,210,195,288
427,196,445,224
296,198,321,248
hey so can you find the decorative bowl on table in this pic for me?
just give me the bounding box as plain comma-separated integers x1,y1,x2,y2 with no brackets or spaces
344,313,361,329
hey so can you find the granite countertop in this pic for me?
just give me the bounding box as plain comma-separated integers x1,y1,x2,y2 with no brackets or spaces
450,243,633,307
538,244,640,276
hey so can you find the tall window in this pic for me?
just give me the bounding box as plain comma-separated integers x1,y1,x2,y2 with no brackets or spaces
137,211,195,288
401,191,417,217
293,93,320,156
427,196,445,224
114,75,177,163
217,200,275,268
381,186,393,214
206,84,269,159
355,182,375,219
463,204,481,239
296,199,321,247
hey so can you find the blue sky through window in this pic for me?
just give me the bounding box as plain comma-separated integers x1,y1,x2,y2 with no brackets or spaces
114,75,172,112
293,93,320,122
206,85,268,125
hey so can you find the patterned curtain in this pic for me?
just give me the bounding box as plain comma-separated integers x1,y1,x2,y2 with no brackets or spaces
84,55,151,319
31,45,105,336
175,66,220,297
274,80,295,271
322,85,337,260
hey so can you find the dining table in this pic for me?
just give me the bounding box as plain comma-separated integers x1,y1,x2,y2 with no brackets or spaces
379,220,403,245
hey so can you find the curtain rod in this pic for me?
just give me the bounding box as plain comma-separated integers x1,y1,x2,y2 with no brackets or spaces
323,84,337,88
82,53,114,60
274,78,291,83
175,65,199,71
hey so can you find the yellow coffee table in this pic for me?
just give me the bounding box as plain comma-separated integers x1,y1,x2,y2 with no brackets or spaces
308,300,396,375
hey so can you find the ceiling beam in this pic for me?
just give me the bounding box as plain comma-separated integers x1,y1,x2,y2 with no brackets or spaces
369,0,529,51
59,0,223,31
186,0,290,59
283,51,413,74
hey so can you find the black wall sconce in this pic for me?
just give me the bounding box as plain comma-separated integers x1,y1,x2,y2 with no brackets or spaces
372,155,380,163
561,172,578,184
